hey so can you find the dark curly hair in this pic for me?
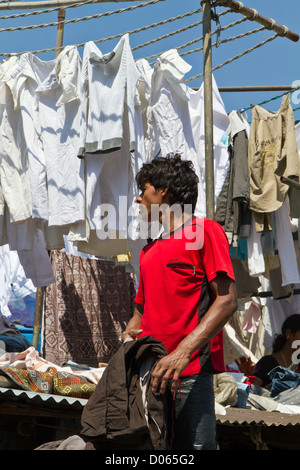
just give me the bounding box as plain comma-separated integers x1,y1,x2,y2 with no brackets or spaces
272,314,300,353
136,154,199,212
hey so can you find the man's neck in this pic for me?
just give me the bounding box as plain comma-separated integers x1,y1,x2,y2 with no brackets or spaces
161,211,192,236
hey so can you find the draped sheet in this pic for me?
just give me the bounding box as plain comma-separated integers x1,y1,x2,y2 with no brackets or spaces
42,250,136,367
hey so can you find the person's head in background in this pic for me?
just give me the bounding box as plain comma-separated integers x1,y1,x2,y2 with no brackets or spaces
272,314,300,353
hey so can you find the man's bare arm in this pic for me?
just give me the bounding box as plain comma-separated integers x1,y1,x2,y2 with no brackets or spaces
122,303,144,341
151,273,237,394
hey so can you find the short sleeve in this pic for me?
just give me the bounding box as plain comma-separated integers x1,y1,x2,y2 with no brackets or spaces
200,219,235,283
254,355,279,386
134,249,145,305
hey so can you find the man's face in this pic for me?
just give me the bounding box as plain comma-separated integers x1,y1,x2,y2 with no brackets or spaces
136,182,165,222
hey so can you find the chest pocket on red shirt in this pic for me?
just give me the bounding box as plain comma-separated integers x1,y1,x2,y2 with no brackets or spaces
166,262,196,276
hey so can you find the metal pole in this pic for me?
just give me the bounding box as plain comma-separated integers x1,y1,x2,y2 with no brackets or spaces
32,286,44,350
0,0,150,11
216,0,299,43
55,8,65,57
202,0,214,220
218,85,299,92
31,10,65,350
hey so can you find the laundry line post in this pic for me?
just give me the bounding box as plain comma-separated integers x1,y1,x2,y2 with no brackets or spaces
32,7,64,349
32,286,44,350
201,0,214,220
56,8,66,57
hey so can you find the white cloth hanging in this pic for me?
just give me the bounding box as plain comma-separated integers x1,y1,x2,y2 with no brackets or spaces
0,57,32,224
188,74,230,214
274,196,300,286
11,48,85,226
136,51,230,218
78,34,140,156
247,212,265,277
36,46,85,226
11,53,54,222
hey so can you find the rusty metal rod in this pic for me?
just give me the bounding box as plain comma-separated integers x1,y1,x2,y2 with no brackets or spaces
202,0,215,220
0,0,149,10
216,0,299,42
218,86,298,92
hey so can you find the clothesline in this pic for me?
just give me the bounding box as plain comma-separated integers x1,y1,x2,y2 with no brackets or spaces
239,86,300,112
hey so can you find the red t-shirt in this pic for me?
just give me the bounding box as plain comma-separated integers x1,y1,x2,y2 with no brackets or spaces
135,216,235,377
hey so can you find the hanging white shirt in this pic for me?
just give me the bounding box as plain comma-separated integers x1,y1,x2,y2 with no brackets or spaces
11,53,54,222
78,34,140,156
138,51,205,217
188,74,230,215
35,46,85,226
274,196,300,286
0,57,32,224
84,102,145,239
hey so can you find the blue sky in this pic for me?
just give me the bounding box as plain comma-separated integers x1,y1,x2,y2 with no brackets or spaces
1,0,300,117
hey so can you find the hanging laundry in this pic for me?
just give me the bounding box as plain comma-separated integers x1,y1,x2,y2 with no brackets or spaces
189,74,230,215
10,53,53,222
11,47,86,227
42,250,136,367
274,196,300,286
36,46,86,227
0,57,32,224
247,212,265,277
295,121,300,153
248,94,300,231
287,121,300,218
215,110,251,244
78,34,140,157
137,51,230,217
136,51,205,217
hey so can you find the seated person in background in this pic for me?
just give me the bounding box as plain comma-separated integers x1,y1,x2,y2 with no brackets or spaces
253,314,300,388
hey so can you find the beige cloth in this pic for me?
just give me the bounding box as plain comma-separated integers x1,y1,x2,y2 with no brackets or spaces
248,94,300,230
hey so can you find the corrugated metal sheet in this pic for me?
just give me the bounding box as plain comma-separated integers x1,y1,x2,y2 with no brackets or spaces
216,408,300,427
2,387,300,428
0,387,88,411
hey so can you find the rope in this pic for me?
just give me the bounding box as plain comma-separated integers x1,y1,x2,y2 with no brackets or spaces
132,18,203,53
187,33,279,82
0,5,236,57
0,0,165,33
0,0,120,21
178,25,266,59
143,13,247,61
240,85,300,112
0,8,202,56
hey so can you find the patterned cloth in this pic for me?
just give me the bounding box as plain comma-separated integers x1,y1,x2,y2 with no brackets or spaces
0,365,95,398
42,251,136,367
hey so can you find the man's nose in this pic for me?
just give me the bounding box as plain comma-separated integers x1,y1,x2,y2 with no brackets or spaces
136,194,142,204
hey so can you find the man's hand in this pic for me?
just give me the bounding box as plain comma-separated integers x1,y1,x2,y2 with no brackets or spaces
151,349,191,395
122,304,144,341
122,328,143,341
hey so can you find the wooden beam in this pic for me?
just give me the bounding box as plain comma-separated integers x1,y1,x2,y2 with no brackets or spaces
0,0,156,11
216,0,299,42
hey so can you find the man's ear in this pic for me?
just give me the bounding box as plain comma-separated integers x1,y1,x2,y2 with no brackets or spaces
161,187,169,198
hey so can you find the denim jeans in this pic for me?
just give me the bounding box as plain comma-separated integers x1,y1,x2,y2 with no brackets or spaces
169,373,217,450
268,366,300,397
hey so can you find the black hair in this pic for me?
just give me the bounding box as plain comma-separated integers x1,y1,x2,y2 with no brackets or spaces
272,314,300,353
136,154,199,212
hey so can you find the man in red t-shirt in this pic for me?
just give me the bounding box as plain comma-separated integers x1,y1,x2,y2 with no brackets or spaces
123,154,237,450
